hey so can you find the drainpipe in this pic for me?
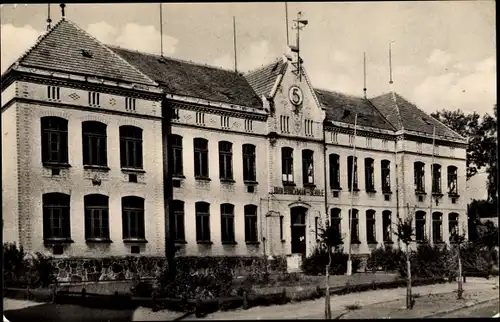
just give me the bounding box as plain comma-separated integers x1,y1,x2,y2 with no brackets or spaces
395,147,401,249
323,120,332,319
260,197,268,274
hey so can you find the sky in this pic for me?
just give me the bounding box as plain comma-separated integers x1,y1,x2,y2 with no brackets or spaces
0,2,495,199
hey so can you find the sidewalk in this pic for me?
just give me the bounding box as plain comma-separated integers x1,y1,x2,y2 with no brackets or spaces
186,277,498,320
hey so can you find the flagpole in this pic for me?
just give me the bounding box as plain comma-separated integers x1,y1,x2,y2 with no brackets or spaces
429,126,436,243
160,3,164,57
285,2,289,46
347,114,358,276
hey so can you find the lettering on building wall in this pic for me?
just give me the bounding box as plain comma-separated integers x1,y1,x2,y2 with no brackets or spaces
271,186,324,196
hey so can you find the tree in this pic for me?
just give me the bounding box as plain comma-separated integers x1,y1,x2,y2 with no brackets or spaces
476,220,499,277
431,106,497,203
393,212,415,310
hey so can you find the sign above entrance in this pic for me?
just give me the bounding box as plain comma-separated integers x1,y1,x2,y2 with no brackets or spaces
271,186,324,197
288,86,304,106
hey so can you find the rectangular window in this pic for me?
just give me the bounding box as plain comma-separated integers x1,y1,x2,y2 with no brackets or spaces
242,144,256,182
381,160,391,192
220,204,235,243
432,213,443,243
280,116,290,133
219,141,233,180
416,212,426,242
171,135,183,177
172,200,185,242
331,132,338,144
43,193,71,240
305,119,313,136
41,117,69,164
244,119,253,132
414,162,426,193
432,164,442,194
350,209,359,243
279,215,284,240
119,126,143,169
122,196,145,240
196,112,205,125
330,208,342,244
382,211,392,242
47,86,61,101
244,205,258,243
125,97,136,111
282,147,294,183
364,158,375,191
302,150,314,185
447,166,458,195
347,156,358,191
366,210,376,243
220,115,230,129
329,154,340,189
194,138,209,178
84,194,110,240
82,121,107,166
315,217,319,240
196,202,211,242
448,213,459,242
88,92,100,106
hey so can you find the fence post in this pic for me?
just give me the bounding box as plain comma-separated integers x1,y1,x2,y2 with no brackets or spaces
195,298,202,318
243,291,248,310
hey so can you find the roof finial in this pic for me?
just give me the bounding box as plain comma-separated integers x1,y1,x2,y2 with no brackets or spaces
46,4,52,30
363,52,367,99
159,3,164,57
290,11,308,81
60,3,66,21
233,16,238,73
389,41,394,90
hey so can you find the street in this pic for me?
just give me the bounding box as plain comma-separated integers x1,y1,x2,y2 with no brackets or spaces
432,299,499,318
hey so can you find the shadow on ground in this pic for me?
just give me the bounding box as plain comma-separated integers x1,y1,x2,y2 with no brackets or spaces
4,303,135,322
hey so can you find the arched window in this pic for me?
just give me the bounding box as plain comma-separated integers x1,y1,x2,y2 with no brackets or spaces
122,196,145,240
330,208,342,244
242,144,256,182
41,116,69,164
171,200,185,242
448,213,459,242
282,147,294,183
219,141,233,180
329,154,340,189
220,203,235,243
432,212,443,243
349,208,360,243
244,205,258,243
119,126,143,169
82,121,107,166
414,162,426,193
194,138,209,178
195,202,211,243
302,149,314,185
381,160,391,192
84,194,110,240
447,166,458,195
415,211,426,242
42,193,71,240
366,209,376,243
365,158,375,192
382,210,392,242
432,164,442,194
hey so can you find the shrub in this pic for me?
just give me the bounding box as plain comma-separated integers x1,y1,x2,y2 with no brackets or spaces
301,246,361,276
29,252,57,288
366,246,404,272
3,242,29,287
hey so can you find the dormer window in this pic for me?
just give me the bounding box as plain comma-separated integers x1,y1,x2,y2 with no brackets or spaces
81,49,93,58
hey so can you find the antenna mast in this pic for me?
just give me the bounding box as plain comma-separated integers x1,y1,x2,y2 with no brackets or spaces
285,2,289,46
389,41,394,87
363,52,367,99
47,4,52,30
233,16,238,73
160,3,164,57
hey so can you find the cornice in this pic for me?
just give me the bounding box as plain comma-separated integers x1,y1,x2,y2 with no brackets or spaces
325,125,395,141
399,133,467,149
171,122,267,139
167,100,268,121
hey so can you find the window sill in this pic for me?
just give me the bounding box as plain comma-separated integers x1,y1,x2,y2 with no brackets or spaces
245,241,260,245
432,192,444,197
222,241,238,245
195,176,211,182
330,187,342,191
220,178,236,184
367,240,378,245
433,240,445,244
196,241,213,245
281,239,286,243
350,240,362,245
86,238,113,244
121,168,146,174
123,238,148,244
43,162,71,169
283,182,296,187
383,240,394,244
244,180,259,185
172,174,186,179
415,191,427,195
303,183,316,188
84,165,110,171
174,240,188,245
43,238,74,244
448,193,460,198
366,189,377,194
348,188,360,192
382,190,393,194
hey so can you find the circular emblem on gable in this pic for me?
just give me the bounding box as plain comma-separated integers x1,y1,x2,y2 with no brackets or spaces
288,86,303,106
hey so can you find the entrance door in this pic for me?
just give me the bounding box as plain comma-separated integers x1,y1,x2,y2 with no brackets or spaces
290,206,307,254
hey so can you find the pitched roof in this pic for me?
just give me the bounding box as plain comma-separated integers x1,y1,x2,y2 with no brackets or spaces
370,92,465,140
314,88,396,131
12,20,156,86
110,46,263,109
244,58,287,99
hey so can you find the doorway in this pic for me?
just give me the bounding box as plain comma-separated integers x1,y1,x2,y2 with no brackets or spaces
290,206,307,255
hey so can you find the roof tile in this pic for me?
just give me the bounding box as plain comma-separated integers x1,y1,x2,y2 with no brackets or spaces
244,58,287,99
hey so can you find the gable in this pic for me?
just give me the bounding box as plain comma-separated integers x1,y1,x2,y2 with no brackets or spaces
15,20,156,86
245,58,287,99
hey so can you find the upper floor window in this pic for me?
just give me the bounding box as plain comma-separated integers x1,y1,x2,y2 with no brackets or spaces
119,126,143,169
448,213,459,242
305,119,313,136
280,115,290,133
42,193,71,240
330,208,342,244
195,202,211,243
447,166,458,195
382,210,392,242
122,196,145,240
432,164,442,194
365,137,372,148
282,147,294,184
302,150,314,185
82,121,107,167
125,97,136,111
381,160,391,192
347,156,358,191
415,211,426,242
196,112,205,125
220,115,230,129
329,154,340,189
84,194,110,241
349,209,360,243
432,212,443,243
41,116,68,165
88,92,100,107
364,158,375,192
219,141,233,180
414,161,425,193
220,203,235,243
171,200,185,242
244,205,258,243
244,119,253,132
194,138,209,178
366,209,376,243
242,144,256,182
47,86,60,101
171,135,183,177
